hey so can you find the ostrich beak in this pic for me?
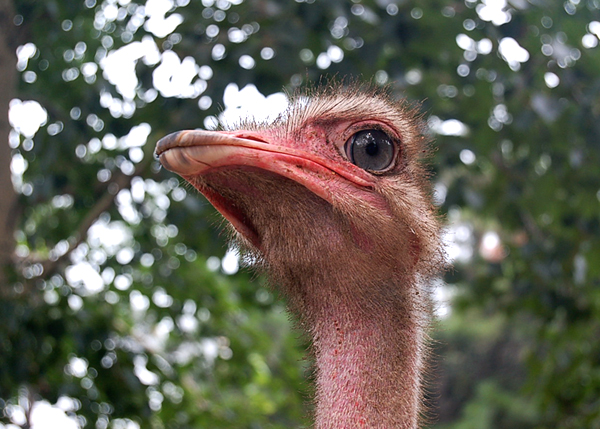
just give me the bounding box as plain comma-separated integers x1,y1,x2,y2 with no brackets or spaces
156,129,378,194
155,129,389,248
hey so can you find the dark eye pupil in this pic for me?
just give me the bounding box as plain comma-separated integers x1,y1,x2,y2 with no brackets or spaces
345,129,395,172
365,141,378,156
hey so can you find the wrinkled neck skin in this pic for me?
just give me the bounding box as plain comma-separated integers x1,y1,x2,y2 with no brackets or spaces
283,268,426,429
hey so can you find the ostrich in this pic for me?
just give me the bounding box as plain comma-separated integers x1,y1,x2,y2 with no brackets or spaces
155,83,444,429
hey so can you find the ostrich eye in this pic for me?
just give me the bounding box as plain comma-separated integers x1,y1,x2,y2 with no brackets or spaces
345,129,395,172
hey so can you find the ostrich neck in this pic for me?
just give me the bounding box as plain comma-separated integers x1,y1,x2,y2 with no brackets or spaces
291,273,425,429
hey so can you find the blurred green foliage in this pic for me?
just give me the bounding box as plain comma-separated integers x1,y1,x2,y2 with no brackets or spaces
1,0,599,428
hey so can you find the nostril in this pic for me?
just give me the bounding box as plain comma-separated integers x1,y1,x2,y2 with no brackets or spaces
234,133,269,144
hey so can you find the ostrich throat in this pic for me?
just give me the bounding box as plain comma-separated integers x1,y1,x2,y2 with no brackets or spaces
216,171,425,429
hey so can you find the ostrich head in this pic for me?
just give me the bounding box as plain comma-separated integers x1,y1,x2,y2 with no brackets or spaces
156,83,444,428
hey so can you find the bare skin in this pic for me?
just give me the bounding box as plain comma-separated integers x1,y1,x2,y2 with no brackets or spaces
156,84,444,428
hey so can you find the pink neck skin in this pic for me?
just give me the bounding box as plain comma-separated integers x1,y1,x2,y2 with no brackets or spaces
297,278,425,429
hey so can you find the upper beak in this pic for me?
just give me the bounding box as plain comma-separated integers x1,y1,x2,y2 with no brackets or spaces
155,129,378,205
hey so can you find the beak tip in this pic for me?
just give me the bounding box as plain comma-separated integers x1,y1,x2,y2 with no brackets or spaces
156,131,185,156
